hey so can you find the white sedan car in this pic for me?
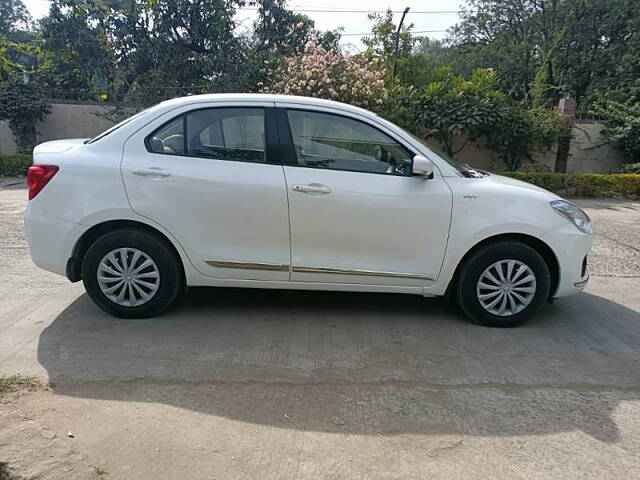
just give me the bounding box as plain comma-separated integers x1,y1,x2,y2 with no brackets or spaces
25,94,591,327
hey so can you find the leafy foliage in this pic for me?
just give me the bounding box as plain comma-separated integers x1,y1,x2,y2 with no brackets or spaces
0,0,31,37
0,78,51,153
411,67,503,157
0,153,32,176
38,0,112,99
484,106,569,171
591,100,640,160
0,2,47,154
404,38,452,87
618,163,640,174
262,42,387,110
0,0,35,81
382,67,567,170
242,0,341,94
450,0,640,108
0,36,21,81
362,9,415,84
34,0,342,109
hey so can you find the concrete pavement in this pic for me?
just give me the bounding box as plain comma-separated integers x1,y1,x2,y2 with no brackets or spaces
1,181,639,479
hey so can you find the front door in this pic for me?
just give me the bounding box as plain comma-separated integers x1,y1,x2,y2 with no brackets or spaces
122,104,291,281
279,107,452,286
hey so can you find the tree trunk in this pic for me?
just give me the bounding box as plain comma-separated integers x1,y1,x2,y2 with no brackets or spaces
554,135,571,173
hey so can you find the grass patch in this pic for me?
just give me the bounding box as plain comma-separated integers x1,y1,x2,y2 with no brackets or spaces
0,375,44,396
90,465,108,480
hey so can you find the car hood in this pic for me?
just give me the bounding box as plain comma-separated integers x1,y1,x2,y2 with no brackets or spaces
484,173,561,199
33,138,90,155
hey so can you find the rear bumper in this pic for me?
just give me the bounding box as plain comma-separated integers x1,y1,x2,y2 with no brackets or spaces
541,224,592,298
24,201,86,277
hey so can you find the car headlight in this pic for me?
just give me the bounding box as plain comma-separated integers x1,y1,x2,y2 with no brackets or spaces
550,200,592,234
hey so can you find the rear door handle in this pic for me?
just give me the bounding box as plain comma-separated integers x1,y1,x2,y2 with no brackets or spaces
292,183,331,194
132,167,172,178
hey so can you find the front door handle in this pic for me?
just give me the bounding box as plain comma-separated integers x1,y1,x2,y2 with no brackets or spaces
292,183,331,194
132,167,172,178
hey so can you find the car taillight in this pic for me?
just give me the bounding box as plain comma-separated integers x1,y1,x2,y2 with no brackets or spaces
27,164,59,200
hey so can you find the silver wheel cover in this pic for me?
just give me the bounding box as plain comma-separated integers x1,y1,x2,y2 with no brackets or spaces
97,248,160,307
476,259,536,316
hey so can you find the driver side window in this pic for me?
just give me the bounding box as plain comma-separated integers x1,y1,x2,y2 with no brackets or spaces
286,109,413,176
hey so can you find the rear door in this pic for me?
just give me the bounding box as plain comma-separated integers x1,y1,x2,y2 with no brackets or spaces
122,103,291,281
277,105,452,287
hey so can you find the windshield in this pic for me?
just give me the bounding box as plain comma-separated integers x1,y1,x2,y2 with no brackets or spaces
403,130,487,178
86,108,151,144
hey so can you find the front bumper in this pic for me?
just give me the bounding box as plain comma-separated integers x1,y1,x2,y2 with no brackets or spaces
541,224,592,298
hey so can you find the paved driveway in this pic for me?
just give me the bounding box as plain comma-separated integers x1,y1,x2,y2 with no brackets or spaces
1,179,639,479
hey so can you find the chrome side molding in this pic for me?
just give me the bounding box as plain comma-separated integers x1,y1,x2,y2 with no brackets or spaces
292,265,433,281
206,260,433,281
206,260,289,272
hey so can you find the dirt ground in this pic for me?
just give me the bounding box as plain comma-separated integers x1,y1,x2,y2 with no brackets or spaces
1,179,639,479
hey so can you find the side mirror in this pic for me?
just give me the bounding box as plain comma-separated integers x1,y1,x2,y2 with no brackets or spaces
412,155,434,178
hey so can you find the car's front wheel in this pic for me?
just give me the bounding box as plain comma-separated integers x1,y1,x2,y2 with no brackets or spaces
455,241,551,327
82,229,183,318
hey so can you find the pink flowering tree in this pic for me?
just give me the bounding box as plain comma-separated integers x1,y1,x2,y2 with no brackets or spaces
261,42,388,110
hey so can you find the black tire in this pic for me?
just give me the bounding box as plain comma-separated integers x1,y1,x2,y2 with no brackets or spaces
82,229,183,318
455,241,551,327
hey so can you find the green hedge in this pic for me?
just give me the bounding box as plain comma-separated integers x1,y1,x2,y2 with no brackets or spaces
500,172,640,198
0,154,32,177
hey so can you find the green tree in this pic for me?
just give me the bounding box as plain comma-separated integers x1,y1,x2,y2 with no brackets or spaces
0,0,30,37
412,67,503,158
362,9,415,84
38,0,250,105
404,38,451,86
110,0,246,106
483,106,568,171
450,0,640,107
246,0,341,90
0,0,36,82
33,0,345,109
384,66,566,169
557,0,640,105
252,0,340,57
0,37,21,81
592,100,640,160
450,0,563,102
0,77,51,153
39,0,111,99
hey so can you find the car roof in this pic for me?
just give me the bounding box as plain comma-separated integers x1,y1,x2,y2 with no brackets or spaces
156,93,378,118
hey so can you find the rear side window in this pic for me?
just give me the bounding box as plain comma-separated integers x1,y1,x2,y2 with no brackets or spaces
146,108,266,164
187,108,265,163
147,117,184,155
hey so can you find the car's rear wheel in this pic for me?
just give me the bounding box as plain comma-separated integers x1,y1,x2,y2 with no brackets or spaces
455,241,551,327
82,230,183,318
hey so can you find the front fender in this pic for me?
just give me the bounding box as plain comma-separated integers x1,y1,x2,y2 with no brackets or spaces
425,176,567,295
